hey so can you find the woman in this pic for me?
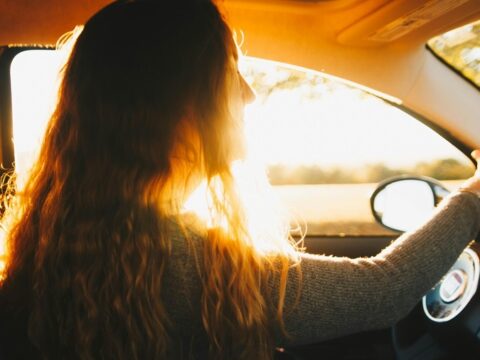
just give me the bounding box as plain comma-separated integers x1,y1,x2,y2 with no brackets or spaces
0,0,479,359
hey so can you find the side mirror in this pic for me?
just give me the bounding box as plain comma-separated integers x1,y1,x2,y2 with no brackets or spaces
370,176,450,233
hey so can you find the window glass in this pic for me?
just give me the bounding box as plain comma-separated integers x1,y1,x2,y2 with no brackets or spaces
9,51,475,238
10,50,63,189
240,58,474,236
428,20,480,87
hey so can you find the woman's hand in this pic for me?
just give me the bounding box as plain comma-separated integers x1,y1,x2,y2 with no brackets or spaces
458,149,480,198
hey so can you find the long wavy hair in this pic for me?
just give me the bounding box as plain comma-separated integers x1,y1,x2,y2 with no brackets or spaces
0,1,299,359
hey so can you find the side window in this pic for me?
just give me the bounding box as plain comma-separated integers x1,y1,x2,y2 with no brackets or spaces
6,51,475,239
10,49,63,189
240,58,474,237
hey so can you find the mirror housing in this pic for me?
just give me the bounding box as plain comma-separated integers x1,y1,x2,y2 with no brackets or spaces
370,176,450,233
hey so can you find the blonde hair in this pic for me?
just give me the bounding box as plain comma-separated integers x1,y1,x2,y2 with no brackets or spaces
0,1,301,359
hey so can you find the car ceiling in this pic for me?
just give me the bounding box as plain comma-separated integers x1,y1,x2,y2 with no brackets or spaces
1,0,480,148
2,0,479,47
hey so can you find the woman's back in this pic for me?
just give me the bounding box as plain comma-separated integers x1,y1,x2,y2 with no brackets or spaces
1,1,480,359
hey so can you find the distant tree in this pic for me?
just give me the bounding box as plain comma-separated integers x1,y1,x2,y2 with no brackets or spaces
428,20,480,86
267,165,288,184
413,158,474,180
242,60,339,103
267,158,473,185
362,163,405,183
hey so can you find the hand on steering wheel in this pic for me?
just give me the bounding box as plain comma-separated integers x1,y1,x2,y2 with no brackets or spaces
457,149,480,198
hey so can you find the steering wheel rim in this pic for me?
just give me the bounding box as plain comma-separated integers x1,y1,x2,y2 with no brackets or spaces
392,243,480,359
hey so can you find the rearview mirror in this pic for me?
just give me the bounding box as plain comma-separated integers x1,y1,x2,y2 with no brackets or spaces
370,176,450,232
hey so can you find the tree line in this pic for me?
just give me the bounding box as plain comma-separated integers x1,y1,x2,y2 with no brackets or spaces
267,158,474,185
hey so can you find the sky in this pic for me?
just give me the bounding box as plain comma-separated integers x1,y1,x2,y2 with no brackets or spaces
241,59,469,169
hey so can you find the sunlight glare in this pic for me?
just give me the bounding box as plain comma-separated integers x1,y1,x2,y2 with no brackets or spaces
10,50,64,190
183,160,295,256
242,58,469,169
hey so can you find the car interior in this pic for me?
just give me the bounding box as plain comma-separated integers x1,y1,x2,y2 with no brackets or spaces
1,0,480,359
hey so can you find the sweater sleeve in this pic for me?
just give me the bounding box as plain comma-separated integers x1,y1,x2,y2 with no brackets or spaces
274,191,480,346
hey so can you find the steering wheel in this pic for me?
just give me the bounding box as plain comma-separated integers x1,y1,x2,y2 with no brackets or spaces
371,176,480,359
393,242,480,359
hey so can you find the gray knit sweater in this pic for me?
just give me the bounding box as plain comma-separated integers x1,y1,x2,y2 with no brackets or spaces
163,191,480,348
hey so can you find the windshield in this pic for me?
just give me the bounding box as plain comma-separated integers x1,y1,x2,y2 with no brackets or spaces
428,19,480,88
